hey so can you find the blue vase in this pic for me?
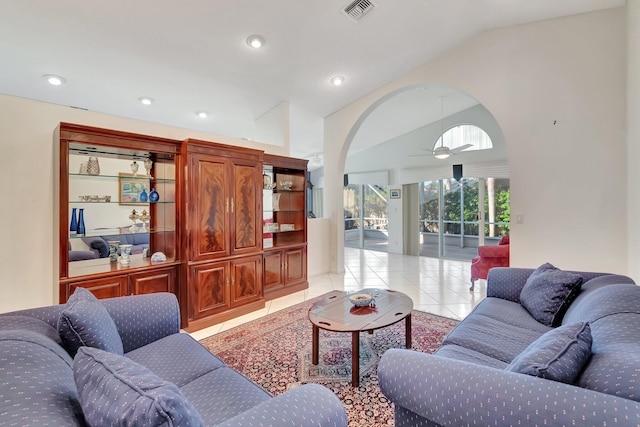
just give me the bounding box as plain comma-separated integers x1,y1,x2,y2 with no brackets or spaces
139,188,148,203
149,188,160,203
70,208,78,234
77,209,86,235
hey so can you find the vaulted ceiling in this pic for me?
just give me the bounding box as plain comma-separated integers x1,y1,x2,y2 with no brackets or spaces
0,0,624,164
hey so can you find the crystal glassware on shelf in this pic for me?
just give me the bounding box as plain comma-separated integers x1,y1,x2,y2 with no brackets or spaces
119,244,133,266
139,209,150,232
130,161,139,176
128,209,140,230
143,158,153,179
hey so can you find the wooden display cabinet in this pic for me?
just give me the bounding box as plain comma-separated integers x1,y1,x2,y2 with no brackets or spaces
56,123,181,304
262,154,308,300
182,140,264,331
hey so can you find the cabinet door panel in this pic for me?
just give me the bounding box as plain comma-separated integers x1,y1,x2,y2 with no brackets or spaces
232,162,261,254
231,255,262,306
67,275,128,301
129,267,176,295
191,155,228,260
189,262,230,320
263,251,284,291
285,247,306,285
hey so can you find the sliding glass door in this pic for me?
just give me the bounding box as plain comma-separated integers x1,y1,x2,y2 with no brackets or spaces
344,184,389,251
419,177,509,260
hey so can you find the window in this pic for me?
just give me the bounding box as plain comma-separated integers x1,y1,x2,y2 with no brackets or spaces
435,124,493,152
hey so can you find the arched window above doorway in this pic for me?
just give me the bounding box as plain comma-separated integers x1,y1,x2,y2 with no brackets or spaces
434,124,493,152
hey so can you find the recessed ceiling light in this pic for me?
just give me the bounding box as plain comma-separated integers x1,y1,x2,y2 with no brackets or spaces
196,111,208,119
138,97,154,106
246,35,265,49
43,74,66,86
330,76,345,86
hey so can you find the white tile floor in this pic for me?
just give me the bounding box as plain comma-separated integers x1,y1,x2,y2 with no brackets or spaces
189,247,486,341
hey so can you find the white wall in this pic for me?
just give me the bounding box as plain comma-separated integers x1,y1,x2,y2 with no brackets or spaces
0,94,290,312
324,8,628,277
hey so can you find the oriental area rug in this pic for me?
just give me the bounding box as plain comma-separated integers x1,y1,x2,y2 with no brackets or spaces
199,295,458,426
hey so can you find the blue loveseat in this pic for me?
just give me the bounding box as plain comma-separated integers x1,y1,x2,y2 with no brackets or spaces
0,291,347,426
69,232,150,261
379,266,640,426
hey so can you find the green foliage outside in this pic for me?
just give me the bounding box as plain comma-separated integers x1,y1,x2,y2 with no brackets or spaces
420,178,510,236
345,179,510,237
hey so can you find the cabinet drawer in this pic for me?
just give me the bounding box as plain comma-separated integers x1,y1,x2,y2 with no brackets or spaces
129,267,177,295
65,275,128,301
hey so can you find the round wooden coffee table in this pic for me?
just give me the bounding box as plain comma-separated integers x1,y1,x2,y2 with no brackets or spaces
308,288,413,387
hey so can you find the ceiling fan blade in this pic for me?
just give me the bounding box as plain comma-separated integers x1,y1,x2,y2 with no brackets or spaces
450,144,474,154
408,154,433,157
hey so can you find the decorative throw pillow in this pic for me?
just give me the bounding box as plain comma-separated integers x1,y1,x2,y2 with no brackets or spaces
73,347,204,427
520,263,584,326
82,237,110,258
506,322,592,384
58,287,124,356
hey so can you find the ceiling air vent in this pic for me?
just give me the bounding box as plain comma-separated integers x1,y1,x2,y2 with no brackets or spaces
342,0,376,23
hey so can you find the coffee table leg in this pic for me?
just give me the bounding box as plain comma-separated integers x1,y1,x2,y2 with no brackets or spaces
352,331,359,387
405,314,412,348
312,325,319,365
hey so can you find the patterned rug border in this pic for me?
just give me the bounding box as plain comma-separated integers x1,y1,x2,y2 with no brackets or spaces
199,291,459,426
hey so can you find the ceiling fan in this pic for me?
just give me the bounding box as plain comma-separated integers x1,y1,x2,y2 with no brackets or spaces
411,96,473,159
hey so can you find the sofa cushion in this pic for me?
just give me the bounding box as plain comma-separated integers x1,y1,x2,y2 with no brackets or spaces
506,322,592,383
74,347,204,427
520,263,584,327
126,333,226,387
0,330,84,424
435,344,508,369
0,315,62,344
58,287,124,356
179,366,271,425
442,298,551,363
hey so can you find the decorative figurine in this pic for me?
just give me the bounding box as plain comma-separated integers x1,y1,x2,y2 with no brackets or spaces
130,161,139,176
143,158,153,178
149,188,160,203
129,209,140,228
139,209,150,232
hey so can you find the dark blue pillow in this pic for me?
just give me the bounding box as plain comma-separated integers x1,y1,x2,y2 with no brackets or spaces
74,347,204,427
506,322,592,384
58,287,124,357
81,237,110,258
520,263,584,326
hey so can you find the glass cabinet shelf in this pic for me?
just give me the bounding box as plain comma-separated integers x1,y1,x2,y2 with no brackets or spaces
69,172,175,183
69,228,176,239
69,200,175,204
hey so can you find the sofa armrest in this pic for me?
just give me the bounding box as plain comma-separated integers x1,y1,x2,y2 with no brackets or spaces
215,384,348,427
101,293,180,353
485,267,535,302
379,349,640,426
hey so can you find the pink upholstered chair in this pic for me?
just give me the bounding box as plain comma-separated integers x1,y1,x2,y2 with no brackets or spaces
470,235,510,291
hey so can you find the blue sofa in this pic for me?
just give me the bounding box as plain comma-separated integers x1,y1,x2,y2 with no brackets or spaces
0,292,348,426
69,231,150,261
379,266,640,426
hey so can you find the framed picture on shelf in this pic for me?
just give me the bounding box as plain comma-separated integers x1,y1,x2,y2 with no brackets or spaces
118,173,149,205
390,189,401,199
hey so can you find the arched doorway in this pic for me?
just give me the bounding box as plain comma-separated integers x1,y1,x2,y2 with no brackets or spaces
334,83,509,260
